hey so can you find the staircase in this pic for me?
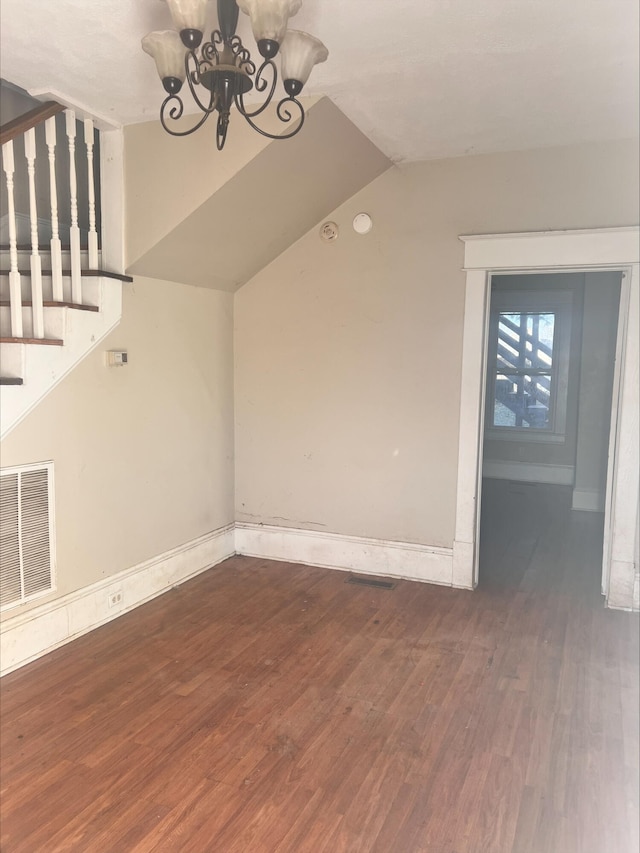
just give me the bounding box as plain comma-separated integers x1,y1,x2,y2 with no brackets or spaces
0,99,128,438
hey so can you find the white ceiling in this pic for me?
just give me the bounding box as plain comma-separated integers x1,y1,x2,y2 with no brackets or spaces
1,0,638,163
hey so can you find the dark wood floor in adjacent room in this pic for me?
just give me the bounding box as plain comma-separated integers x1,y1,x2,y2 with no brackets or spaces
1,482,638,852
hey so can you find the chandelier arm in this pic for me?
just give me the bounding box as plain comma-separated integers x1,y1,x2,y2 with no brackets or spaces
159,94,214,137
184,53,220,115
208,30,225,56
275,96,305,135
235,59,278,119
229,35,254,74
181,38,226,115
185,82,217,116
237,96,305,141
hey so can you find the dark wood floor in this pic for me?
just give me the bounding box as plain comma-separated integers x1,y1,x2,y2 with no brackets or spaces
1,483,638,852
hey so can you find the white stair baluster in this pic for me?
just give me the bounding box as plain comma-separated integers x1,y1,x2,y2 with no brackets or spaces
66,110,82,304
84,119,99,270
45,116,64,303
24,129,44,339
1,140,23,338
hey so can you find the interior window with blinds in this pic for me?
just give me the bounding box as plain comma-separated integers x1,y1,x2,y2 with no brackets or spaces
0,463,56,610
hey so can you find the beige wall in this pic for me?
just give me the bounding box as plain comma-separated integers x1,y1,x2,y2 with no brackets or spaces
573,272,621,502
126,99,390,291
124,96,320,268
234,139,639,549
2,135,637,621
0,277,234,617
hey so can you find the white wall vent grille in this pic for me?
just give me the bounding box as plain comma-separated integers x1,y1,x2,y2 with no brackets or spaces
0,462,56,610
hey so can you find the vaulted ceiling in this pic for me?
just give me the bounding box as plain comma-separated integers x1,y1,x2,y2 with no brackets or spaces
126,98,391,291
1,0,638,163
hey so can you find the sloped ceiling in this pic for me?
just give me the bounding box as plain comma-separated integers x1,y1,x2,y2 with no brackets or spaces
1,0,636,293
127,98,391,291
0,0,638,163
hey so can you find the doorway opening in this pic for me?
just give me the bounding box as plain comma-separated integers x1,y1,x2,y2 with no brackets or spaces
478,271,621,597
452,227,639,610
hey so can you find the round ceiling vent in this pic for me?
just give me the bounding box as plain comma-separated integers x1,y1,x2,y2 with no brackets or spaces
320,221,339,242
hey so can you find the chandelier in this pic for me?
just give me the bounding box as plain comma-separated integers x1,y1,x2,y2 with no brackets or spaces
142,0,328,150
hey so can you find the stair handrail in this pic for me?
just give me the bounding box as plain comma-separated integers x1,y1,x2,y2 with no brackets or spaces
1,98,101,340
0,101,66,146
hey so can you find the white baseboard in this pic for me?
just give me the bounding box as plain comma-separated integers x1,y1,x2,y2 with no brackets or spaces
3,516,633,675
0,522,486,677
572,488,604,513
0,524,234,676
235,522,454,587
483,459,574,486
452,539,476,590
607,559,640,612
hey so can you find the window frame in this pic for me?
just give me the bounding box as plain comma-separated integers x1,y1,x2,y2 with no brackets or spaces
484,289,573,444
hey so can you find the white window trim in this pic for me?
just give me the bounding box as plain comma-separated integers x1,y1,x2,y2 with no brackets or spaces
452,227,639,612
485,288,573,444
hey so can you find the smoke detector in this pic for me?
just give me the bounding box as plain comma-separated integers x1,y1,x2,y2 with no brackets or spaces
353,212,373,234
320,221,339,242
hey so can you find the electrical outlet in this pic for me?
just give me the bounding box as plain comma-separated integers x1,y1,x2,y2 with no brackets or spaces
108,590,123,608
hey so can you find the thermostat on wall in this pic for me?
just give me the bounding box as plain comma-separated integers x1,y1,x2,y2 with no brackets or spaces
106,350,128,367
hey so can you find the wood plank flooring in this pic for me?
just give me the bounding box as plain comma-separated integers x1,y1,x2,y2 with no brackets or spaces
1,482,638,852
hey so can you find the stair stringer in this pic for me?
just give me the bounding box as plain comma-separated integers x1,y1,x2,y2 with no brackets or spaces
0,277,122,439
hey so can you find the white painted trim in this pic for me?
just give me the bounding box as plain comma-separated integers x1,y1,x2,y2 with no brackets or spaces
601,275,630,595
607,560,637,612
606,264,640,609
235,523,459,588
0,525,235,676
572,488,604,513
483,460,574,485
1,522,462,676
461,227,640,271
455,227,640,610
453,268,489,589
0,276,122,439
0,128,126,440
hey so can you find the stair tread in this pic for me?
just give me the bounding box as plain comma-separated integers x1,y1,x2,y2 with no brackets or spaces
0,300,99,312
0,376,24,385
0,268,133,283
1,337,64,346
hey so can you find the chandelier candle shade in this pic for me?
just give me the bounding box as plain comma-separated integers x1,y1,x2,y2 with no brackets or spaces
142,0,328,150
